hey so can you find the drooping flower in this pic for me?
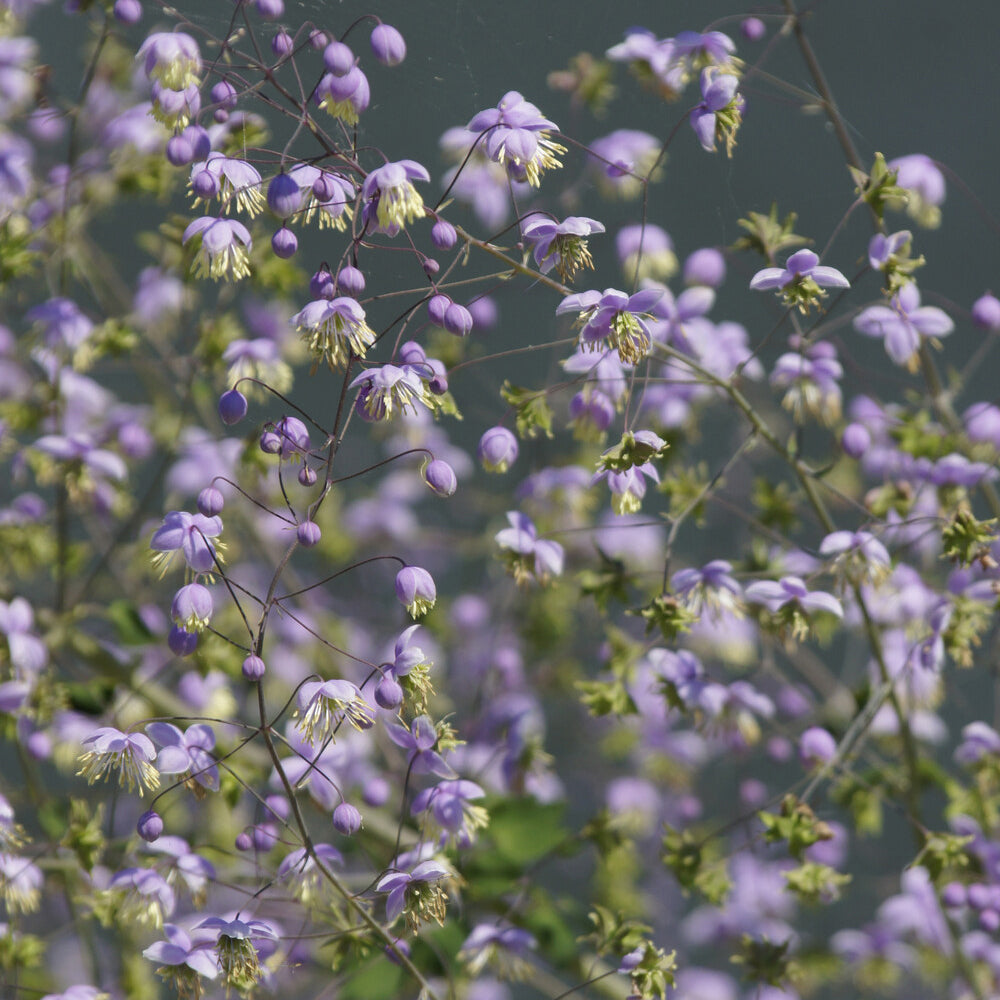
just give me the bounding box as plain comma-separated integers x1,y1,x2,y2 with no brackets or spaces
458,922,538,979
77,726,160,795
478,426,518,472
749,248,850,313
188,153,265,216
197,916,277,994
0,853,42,913
294,678,375,745
745,576,843,641
671,560,743,620
385,714,454,777
147,721,219,792
361,159,429,235
276,843,344,906
315,65,370,125
769,339,843,424
395,566,437,618
556,286,663,364
819,530,891,586
349,364,434,422
853,282,953,371
689,68,744,156
412,779,489,847
467,91,566,187
291,296,377,370
143,923,221,996
150,510,223,575
137,32,201,91
108,867,176,928
494,511,565,584
376,858,452,930
183,217,252,282
522,215,604,281
587,129,662,199
887,153,945,228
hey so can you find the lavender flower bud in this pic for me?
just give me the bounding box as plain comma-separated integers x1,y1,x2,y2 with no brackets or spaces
683,247,726,287
375,674,403,709
332,801,363,835
468,295,498,329
271,226,297,258
191,168,219,200
310,268,334,299
242,654,266,681
137,810,163,842
253,822,279,850
210,80,238,111
272,31,294,57
423,459,457,497
798,726,837,769
478,426,518,472
396,566,436,618
312,172,336,201
197,487,224,517
337,266,365,296
298,465,317,486
841,422,871,459
309,30,328,50
235,831,253,851
422,257,440,277
219,389,248,425
741,16,766,40
297,521,321,547
972,293,1000,332
941,882,967,909
323,41,354,75
267,173,302,218
431,219,457,250
443,302,474,337
171,583,213,633
370,24,406,66
254,0,284,18
428,294,450,325
166,134,194,166
113,0,142,25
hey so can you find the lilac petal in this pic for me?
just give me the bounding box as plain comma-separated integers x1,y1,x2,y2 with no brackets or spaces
625,287,664,313
853,305,898,337
909,306,954,338
156,746,193,773
146,722,183,746
386,885,407,923
800,592,843,617
810,266,850,289
556,290,602,315
786,249,819,273
689,108,717,151
749,268,786,291
884,323,920,366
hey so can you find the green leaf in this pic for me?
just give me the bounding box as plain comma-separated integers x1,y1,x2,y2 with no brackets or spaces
500,381,555,439
486,798,570,865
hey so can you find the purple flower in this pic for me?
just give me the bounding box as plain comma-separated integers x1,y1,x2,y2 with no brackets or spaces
169,582,213,633
292,296,376,370
593,462,660,516
350,364,433,422
819,530,891,584
147,721,219,791
385,715,453,777
138,31,201,90
376,858,451,928
109,867,176,926
411,779,488,845
770,339,843,424
495,511,565,585
556,286,663,364
26,297,93,350
295,678,375,745
648,283,715,353
587,129,662,199
287,164,356,230
672,560,743,619
853,282,953,370
468,91,566,187
689,69,744,155
616,224,677,282
78,726,159,794
150,510,223,575
315,65,370,125
395,565,437,618
799,726,837,768
745,576,843,640
459,922,538,978
750,249,850,312
370,23,406,66
888,153,945,227
956,722,1000,766
182,217,252,282
197,915,277,991
478,426,519,473
0,853,42,912
361,160,429,235
142,923,220,981
522,215,604,280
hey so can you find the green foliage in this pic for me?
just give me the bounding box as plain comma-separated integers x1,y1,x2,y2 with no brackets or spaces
630,594,698,640
547,53,617,115
598,430,669,473
752,477,799,532
661,826,731,904
733,934,794,988
943,594,996,667
941,505,998,567
833,773,885,837
500,381,555,439
783,861,851,904
732,203,809,262
848,152,909,223
60,798,106,872
578,550,632,609
481,798,571,867
660,462,710,523
913,833,973,884
759,795,834,860
624,941,678,1000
